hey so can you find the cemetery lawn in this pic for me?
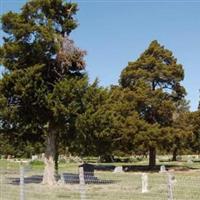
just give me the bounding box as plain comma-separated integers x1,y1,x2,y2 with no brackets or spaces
1,156,200,200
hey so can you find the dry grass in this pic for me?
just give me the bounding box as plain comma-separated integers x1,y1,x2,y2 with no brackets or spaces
1,169,200,200
1,157,200,200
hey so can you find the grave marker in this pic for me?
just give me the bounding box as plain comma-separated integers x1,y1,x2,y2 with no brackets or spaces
142,173,148,193
113,166,123,173
160,165,166,173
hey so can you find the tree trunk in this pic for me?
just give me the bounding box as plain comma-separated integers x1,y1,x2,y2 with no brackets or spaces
54,140,59,176
172,148,178,161
42,128,57,185
149,147,156,168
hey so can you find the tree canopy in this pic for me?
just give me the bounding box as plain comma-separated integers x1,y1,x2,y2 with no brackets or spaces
120,40,187,167
0,0,86,185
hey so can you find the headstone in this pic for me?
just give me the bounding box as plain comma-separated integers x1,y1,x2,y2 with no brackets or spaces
167,173,174,200
31,155,38,161
159,165,166,173
58,173,65,185
79,163,95,177
79,167,85,185
79,167,86,200
41,153,45,160
123,167,129,172
113,166,123,173
20,165,25,200
142,173,148,193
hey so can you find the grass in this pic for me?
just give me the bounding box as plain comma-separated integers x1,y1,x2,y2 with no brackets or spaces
1,156,200,200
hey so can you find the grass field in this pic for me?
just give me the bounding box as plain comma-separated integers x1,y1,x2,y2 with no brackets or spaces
1,156,200,200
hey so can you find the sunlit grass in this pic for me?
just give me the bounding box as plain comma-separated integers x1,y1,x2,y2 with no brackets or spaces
1,156,200,200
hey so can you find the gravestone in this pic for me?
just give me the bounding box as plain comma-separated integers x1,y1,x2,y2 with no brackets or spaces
58,173,65,185
31,155,38,161
142,173,148,193
79,163,95,177
41,153,45,161
79,167,86,200
113,166,123,173
167,173,176,200
159,165,166,173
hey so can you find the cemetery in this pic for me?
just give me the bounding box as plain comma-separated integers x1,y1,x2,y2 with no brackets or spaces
1,0,200,199
1,156,200,199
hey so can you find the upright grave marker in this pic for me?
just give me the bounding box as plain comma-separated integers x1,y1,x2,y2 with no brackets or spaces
167,173,174,200
79,167,86,200
142,173,148,193
20,165,25,200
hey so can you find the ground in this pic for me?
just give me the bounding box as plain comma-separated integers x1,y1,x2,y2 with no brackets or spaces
1,155,200,200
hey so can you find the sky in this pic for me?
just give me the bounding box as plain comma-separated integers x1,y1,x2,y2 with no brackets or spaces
0,0,200,111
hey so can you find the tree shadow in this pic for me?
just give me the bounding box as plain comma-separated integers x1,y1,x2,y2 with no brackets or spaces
94,164,199,172
8,175,43,185
94,164,161,172
7,173,115,185
62,173,115,184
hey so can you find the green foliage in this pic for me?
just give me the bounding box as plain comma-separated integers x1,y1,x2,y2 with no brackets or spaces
119,40,187,166
120,40,186,125
0,0,195,167
0,0,86,161
189,111,200,153
72,80,113,157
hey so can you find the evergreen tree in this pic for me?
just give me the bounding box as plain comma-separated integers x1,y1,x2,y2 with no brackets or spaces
120,40,186,167
0,0,86,185
73,81,114,161
107,86,147,157
74,84,148,162
0,124,44,158
189,110,200,154
190,96,200,154
170,99,191,161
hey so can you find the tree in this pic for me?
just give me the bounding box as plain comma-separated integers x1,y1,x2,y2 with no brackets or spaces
120,40,186,168
106,86,148,158
0,0,86,185
189,110,200,154
72,81,115,161
189,96,200,154
170,100,191,161
72,82,148,162
171,112,192,161
0,126,44,158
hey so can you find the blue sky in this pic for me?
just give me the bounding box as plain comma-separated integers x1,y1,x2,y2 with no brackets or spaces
1,0,200,111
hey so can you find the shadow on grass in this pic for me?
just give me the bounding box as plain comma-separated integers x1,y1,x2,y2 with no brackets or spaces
94,164,162,172
95,164,199,172
8,173,115,185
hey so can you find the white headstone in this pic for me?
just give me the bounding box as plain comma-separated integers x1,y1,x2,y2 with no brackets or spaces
58,173,65,185
79,167,85,185
142,173,148,193
79,167,86,200
159,165,166,173
113,166,123,173
167,173,175,200
41,153,45,160
31,155,38,161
